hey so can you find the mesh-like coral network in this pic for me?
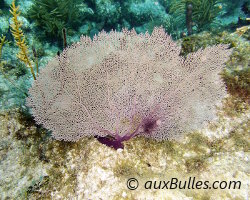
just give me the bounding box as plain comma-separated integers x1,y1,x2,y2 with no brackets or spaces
26,27,232,149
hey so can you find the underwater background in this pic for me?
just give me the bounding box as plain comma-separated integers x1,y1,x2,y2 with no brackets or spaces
0,0,249,199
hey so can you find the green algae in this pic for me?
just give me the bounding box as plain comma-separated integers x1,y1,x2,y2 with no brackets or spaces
27,0,85,41
185,156,208,173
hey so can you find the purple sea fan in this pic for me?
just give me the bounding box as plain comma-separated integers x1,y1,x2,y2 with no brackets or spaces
26,27,232,149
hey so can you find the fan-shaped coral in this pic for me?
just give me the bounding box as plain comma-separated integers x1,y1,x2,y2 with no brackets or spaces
27,27,232,149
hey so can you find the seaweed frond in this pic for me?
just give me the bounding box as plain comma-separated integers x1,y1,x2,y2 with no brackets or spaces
10,0,36,80
0,35,7,61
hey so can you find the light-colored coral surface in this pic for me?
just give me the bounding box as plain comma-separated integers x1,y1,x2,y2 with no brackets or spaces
0,97,249,199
